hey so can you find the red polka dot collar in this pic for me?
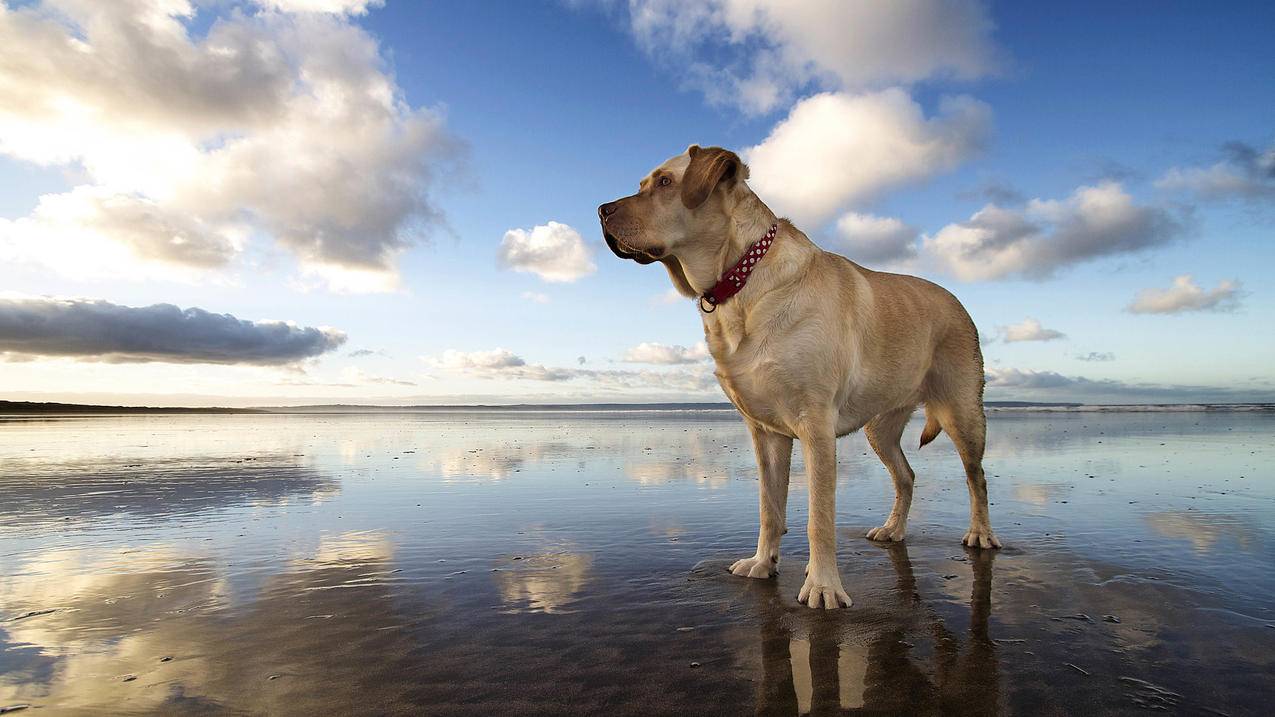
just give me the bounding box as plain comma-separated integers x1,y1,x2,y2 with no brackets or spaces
699,224,778,313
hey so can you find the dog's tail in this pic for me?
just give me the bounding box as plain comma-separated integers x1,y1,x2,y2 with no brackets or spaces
918,408,942,449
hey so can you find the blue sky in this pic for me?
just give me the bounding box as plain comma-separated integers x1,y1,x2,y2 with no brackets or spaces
0,0,1272,405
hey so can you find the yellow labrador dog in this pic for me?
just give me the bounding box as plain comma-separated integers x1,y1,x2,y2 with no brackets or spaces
599,145,1000,610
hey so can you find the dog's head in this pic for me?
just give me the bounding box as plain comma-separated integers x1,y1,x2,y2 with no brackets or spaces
598,145,749,266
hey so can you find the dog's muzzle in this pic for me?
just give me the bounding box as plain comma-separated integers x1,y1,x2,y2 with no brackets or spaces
599,202,658,265
601,230,655,264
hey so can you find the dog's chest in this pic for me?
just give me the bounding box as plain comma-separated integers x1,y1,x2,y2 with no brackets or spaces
707,332,792,432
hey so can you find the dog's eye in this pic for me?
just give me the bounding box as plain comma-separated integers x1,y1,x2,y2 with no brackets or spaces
659,176,671,187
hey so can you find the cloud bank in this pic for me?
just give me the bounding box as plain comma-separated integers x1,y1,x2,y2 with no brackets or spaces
0,297,345,364
425,348,718,393
985,366,1265,404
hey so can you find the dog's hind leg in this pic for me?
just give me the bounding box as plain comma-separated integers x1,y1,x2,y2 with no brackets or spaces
864,406,918,543
933,399,1001,549
729,420,793,579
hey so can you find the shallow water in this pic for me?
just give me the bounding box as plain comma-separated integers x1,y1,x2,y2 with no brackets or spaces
1,410,1273,715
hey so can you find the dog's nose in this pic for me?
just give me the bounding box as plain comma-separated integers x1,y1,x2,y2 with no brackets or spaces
598,202,617,221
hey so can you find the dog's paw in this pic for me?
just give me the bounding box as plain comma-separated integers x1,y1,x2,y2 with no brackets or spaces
728,553,778,579
962,526,1002,549
866,522,907,543
797,564,852,609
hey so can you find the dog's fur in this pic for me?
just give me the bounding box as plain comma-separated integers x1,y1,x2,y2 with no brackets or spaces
599,145,1000,609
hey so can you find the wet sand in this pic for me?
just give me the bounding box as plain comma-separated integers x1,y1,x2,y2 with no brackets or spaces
1,411,1273,715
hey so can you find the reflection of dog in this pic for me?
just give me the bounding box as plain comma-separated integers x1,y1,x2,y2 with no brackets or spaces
752,545,999,714
599,146,1000,609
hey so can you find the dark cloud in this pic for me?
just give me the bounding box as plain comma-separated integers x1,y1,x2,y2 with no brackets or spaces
1157,140,1275,201
1222,141,1275,180
1075,352,1115,362
1080,158,1144,184
985,366,1274,403
0,298,345,365
957,181,1025,205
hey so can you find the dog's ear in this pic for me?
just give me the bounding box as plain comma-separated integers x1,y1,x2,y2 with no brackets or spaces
681,146,747,209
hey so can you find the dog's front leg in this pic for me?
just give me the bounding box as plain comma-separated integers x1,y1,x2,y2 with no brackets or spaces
729,421,792,579
797,418,852,609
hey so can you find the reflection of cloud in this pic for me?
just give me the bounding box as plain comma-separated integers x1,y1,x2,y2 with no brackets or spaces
1013,483,1069,507
493,553,592,614
309,531,395,565
0,545,231,711
624,432,736,488
0,455,339,529
0,532,401,712
1145,512,1260,553
648,517,687,540
626,461,730,488
421,441,574,481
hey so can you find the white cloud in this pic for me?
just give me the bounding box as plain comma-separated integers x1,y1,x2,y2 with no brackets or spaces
521,291,551,304
744,90,991,227
1157,141,1275,201
984,367,1076,390
498,221,597,283
0,187,241,283
621,0,1000,114
622,342,710,365
922,182,1186,281
1001,317,1066,343
1127,275,1243,315
428,348,528,371
0,1,460,291
832,212,918,265
1076,352,1115,362
0,296,345,365
257,0,383,14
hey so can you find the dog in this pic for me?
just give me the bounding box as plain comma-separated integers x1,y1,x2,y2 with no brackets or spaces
599,145,1000,610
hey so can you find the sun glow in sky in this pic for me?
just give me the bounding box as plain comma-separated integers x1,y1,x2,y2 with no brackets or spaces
1,0,1272,406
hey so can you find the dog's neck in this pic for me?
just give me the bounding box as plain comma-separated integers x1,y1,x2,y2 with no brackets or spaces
667,188,818,310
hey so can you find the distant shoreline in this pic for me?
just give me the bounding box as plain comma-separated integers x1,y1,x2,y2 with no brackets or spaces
2,399,1272,415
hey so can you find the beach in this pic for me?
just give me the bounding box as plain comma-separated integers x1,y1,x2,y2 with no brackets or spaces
2,410,1273,715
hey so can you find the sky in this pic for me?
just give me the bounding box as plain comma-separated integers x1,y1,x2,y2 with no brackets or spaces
1,0,1273,406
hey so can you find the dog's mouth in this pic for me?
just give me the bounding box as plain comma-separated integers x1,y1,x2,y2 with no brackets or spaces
604,231,659,265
